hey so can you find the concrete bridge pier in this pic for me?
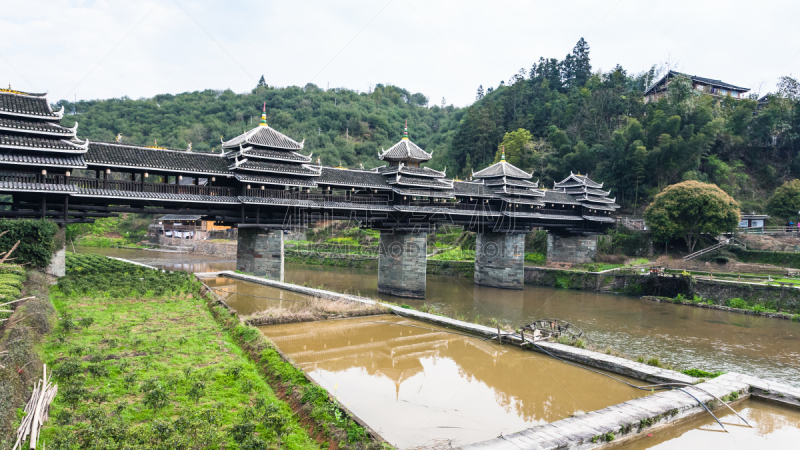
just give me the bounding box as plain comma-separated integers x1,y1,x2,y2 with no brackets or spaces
47,223,66,277
378,230,427,298
236,226,284,281
546,233,598,268
474,232,524,290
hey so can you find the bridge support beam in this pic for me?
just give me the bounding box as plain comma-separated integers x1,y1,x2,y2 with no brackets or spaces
546,234,598,268
378,231,427,298
236,227,284,280
474,232,524,290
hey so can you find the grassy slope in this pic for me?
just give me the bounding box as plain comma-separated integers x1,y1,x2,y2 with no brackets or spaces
38,269,319,448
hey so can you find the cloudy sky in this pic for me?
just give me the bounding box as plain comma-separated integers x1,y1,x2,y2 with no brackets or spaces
2,0,798,106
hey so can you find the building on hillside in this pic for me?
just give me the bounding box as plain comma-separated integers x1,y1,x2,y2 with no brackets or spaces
149,214,230,240
644,71,750,103
739,213,770,230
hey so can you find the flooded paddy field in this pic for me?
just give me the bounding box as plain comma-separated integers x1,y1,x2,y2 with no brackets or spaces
619,399,800,449
77,246,800,386
259,315,651,448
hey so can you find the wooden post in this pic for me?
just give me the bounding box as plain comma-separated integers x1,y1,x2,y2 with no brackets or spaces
63,195,68,221
497,325,502,344
40,195,46,219
520,329,525,346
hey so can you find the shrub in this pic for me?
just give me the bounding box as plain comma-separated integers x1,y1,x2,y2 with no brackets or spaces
726,298,748,309
0,219,59,269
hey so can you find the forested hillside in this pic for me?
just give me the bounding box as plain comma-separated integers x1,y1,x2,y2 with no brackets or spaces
55,38,800,213
445,39,800,213
56,82,463,169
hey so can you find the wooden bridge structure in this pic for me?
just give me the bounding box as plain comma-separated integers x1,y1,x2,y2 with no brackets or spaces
0,88,620,297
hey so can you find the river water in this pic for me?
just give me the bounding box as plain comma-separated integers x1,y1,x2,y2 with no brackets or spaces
258,315,649,448
78,247,800,387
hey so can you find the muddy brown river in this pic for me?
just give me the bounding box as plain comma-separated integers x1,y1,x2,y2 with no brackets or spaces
259,315,649,447
78,247,800,387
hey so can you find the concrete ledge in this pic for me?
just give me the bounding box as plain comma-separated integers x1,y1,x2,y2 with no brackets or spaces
463,373,754,450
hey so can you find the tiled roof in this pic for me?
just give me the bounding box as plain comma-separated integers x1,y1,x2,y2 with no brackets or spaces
541,190,581,205
379,164,445,178
0,135,88,153
644,71,750,96
86,142,230,175
503,211,583,220
493,186,545,197
392,187,455,198
232,147,312,162
159,214,203,221
378,139,432,162
483,176,538,188
0,181,77,193
317,167,390,189
0,153,86,168
223,125,304,150
389,174,453,189
580,203,617,211
472,161,532,179
452,181,495,197
554,173,602,189
238,196,317,208
564,187,611,196
0,117,76,136
74,188,238,203
233,160,321,176
0,91,61,119
234,172,317,187
323,201,394,211
575,194,617,204
582,215,616,223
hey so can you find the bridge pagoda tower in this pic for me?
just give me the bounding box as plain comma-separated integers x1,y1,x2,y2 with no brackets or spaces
0,88,89,276
374,122,448,298
469,149,535,289
223,104,317,280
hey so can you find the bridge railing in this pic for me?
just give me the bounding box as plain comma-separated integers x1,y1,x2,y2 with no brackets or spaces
452,202,500,212
68,177,236,197
0,172,67,185
243,188,389,206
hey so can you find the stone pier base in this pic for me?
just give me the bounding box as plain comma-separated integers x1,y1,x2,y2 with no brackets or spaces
378,231,427,298
46,224,66,277
474,232,524,289
236,227,284,281
546,234,598,267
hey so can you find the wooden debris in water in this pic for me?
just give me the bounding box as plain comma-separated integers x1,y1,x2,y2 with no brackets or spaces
12,363,58,450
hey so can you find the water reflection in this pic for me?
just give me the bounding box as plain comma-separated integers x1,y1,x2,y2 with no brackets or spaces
620,399,800,449
203,276,313,316
260,315,648,448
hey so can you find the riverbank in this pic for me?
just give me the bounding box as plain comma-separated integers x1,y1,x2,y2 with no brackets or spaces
32,254,384,449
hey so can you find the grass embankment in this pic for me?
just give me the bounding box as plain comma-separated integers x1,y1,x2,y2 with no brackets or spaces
39,253,385,449
38,253,320,449
242,298,389,326
0,267,55,449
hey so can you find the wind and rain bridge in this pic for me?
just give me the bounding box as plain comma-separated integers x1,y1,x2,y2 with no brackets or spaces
0,88,618,297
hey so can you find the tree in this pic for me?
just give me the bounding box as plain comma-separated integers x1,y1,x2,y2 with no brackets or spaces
571,38,591,88
475,85,484,101
767,179,800,220
257,75,266,87
644,181,740,253
493,128,533,167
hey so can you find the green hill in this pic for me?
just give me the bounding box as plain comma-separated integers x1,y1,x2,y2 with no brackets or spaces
56,83,463,170
55,38,800,213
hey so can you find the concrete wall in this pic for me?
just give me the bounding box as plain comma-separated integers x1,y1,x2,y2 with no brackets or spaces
474,232,524,290
158,236,237,259
236,228,284,281
546,234,598,266
377,231,427,298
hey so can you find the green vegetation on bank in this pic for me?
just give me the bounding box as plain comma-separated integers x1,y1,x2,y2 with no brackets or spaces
0,220,60,269
40,253,320,449
67,215,153,248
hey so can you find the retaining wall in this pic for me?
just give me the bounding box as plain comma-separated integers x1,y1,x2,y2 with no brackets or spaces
158,236,236,259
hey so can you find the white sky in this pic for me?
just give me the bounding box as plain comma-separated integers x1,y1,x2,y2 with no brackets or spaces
1,0,798,106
